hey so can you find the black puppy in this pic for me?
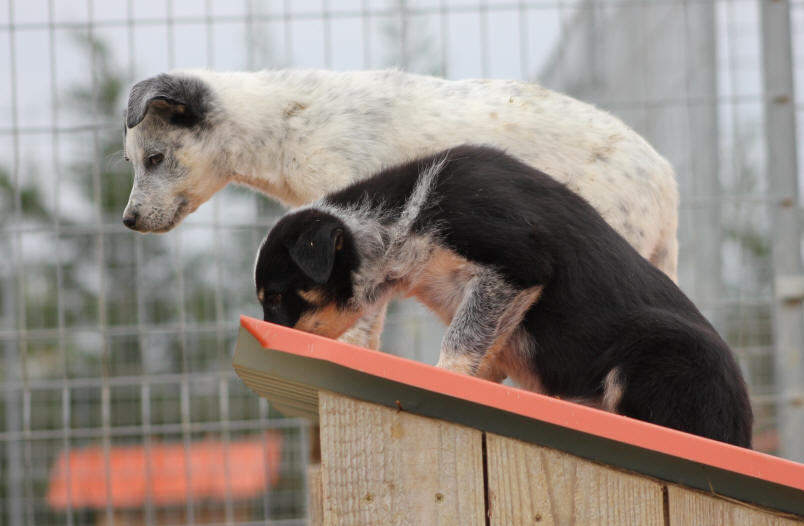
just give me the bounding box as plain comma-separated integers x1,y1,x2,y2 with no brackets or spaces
254,145,752,447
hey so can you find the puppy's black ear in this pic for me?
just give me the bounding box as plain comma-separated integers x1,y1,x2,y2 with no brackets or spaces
288,220,345,284
125,73,211,129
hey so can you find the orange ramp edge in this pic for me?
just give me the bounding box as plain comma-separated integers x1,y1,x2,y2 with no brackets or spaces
239,314,804,493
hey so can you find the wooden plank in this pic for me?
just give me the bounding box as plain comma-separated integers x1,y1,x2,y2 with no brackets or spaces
308,463,324,526
233,367,319,420
319,391,485,526
667,485,804,525
485,433,664,526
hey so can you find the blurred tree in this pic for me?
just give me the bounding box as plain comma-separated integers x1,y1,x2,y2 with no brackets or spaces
0,13,310,522
63,31,235,368
0,165,51,225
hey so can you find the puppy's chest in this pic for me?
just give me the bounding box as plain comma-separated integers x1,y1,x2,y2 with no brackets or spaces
408,246,479,324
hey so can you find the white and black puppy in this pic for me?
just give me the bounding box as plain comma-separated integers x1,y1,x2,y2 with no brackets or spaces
254,145,752,447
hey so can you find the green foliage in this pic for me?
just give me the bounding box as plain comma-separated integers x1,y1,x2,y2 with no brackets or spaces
0,165,52,224
68,33,127,120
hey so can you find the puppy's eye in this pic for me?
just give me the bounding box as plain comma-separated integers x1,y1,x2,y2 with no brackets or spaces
264,293,282,307
147,153,164,167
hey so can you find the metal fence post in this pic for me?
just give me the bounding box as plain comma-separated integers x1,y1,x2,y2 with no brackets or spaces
686,1,721,329
760,0,804,462
4,270,23,526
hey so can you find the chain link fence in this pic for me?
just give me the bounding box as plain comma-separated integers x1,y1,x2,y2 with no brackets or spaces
1,1,802,524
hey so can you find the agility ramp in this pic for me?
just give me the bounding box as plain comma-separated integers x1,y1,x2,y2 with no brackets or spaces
233,315,804,525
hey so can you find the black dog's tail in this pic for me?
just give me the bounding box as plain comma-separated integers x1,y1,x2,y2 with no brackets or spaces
597,309,753,448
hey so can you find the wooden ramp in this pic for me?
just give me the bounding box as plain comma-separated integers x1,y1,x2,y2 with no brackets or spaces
233,315,804,525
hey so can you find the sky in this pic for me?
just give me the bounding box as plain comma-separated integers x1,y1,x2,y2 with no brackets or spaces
0,0,564,137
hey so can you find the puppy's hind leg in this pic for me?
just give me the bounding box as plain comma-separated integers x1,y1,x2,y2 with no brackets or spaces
600,311,753,447
437,268,542,382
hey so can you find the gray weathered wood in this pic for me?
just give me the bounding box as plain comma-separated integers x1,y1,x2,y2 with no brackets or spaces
308,463,324,526
318,391,485,526
485,432,665,526
667,485,803,525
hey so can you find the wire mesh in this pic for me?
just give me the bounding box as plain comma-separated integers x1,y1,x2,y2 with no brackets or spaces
0,0,802,525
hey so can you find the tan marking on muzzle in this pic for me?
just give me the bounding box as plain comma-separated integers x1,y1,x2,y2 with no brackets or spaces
294,303,363,340
297,288,326,306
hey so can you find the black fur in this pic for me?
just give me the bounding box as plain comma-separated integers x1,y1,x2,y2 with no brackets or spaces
287,218,345,284
256,208,358,325
125,73,213,129
255,146,753,447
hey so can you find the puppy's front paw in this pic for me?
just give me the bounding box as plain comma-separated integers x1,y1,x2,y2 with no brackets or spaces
435,354,476,376
338,329,378,349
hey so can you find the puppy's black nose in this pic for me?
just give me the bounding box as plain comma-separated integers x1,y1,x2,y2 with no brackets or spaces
123,210,139,230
